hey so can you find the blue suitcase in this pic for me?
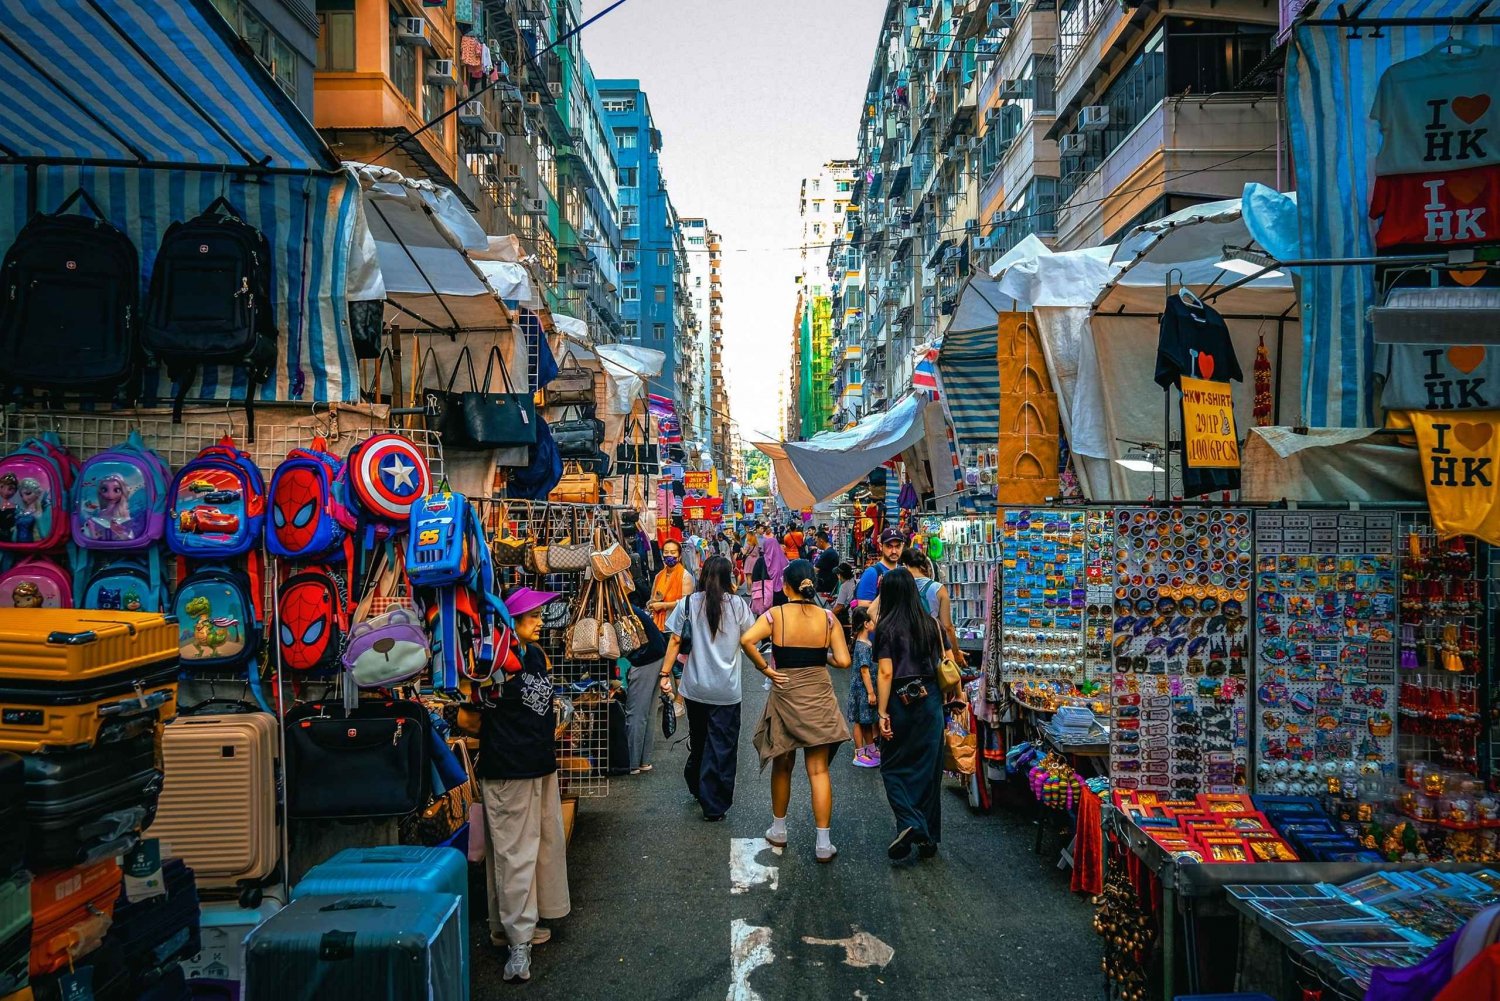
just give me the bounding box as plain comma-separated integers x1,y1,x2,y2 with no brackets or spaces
292,845,468,1000
244,893,462,1001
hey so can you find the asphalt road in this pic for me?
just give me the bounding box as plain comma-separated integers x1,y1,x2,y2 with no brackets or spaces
473,669,1103,1000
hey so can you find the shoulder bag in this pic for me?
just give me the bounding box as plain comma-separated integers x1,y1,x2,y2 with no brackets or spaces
567,578,601,658
492,504,534,567
546,533,594,574
524,505,552,574
611,574,646,655
590,516,634,581
416,345,459,439
551,404,605,460
460,345,537,449
550,461,600,504
545,352,595,406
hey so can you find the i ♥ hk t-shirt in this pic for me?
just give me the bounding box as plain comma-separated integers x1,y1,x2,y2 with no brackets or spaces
1371,45,1500,176
1369,164,1500,248
1408,409,1500,546
1155,295,1244,497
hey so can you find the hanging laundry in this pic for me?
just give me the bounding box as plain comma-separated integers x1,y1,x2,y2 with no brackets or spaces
1154,295,1244,497
1408,409,1500,546
461,35,483,71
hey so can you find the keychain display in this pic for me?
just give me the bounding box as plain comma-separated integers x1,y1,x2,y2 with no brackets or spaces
998,509,1085,684
1254,512,1399,792
1108,507,1251,797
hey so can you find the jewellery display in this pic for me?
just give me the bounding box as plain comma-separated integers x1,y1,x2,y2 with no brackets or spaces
1253,512,1399,790
999,509,1085,684
1109,507,1251,796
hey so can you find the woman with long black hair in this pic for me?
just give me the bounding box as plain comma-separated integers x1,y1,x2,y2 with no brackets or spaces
740,560,852,862
872,567,945,860
659,554,759,821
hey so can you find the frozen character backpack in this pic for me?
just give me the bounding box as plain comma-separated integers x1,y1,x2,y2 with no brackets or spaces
71,430,170,550
173,565,261,673
166,437,266,558
0,557,72,608
266,437,354,564
0,434,78,553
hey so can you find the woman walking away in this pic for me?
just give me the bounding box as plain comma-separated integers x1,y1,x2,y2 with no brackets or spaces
740,560,852,862
873,567,945,861
847,608,879,768
659,555,756,821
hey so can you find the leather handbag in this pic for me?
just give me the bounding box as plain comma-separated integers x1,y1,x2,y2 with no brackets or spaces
590,517,634,580
525,507,552,574
415,346,458,438
284,699,430,819
492,507,533,567
612,576,647,654
549,461,600,504
938,650,963,696
456,345,537,449
546,536,593,574
551,405,605,460
545,353,595,406
615,417,660,474
567,579,601,657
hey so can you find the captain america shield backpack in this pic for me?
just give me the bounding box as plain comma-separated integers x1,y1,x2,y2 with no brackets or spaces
343,433,431,528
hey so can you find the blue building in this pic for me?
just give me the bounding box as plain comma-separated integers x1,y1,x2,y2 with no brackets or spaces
598,80,687,391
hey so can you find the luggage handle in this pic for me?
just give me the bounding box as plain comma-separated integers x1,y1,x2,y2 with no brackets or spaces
97,690,172,717
318,898,396,913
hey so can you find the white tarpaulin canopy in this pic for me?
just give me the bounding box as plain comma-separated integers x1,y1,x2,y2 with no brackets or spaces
756,394,932,509
554,324,665,457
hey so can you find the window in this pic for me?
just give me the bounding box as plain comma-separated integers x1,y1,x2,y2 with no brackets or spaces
657,250,670,268
621,247,638,265
424,72,448,141
317,11,355,71
617,166,637,187
653,323,666,341
1032,55,1057,116
621,205,639,228
603,97,636,113
624,320,639,339
389,7,417,105
836,180,852,192
623,284,639,302
212,0,298,98
654,285,667,304
615,128,637,149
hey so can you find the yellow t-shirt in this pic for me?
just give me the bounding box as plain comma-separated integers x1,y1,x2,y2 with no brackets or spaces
1408,409,1500,545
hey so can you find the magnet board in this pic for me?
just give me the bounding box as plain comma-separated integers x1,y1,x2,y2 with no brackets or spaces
998,509,1085,684
1253,512,1399,790
1109,507,1253,797
1084,508,1116,680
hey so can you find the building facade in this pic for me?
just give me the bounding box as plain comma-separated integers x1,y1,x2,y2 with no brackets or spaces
211,0,319,116
788,159,856,438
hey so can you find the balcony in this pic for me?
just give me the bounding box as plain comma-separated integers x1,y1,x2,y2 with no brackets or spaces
1055,94,1277,249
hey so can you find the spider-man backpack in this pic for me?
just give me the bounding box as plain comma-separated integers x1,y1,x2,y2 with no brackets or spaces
266,437,355,563
275,565,349,674
166,436,266,557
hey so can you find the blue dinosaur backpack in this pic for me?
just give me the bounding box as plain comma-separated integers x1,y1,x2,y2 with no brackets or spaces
173,565,261,673
165,437,266,558
266,436,354,563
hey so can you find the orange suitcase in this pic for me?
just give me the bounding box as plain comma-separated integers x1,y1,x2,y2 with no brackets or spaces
146,713,279,891
0,610,178,753
29,858,120,976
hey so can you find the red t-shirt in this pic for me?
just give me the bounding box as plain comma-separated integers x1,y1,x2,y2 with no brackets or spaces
1370,164,1500,248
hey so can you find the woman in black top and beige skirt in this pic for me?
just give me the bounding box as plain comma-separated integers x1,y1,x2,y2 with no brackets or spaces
872,567,946,861
740,560,852,862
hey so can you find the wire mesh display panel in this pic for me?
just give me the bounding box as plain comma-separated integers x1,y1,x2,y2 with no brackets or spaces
475,497,630,798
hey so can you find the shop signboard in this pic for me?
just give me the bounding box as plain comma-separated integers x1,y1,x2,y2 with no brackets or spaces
1180,375,1241,469
683,471,712,491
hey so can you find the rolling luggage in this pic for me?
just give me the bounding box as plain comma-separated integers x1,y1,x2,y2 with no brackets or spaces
0,609,179,754
22,730,163,869
283,700,429,820
292,846,468,998
0,754,24,879
243,894,462,1001
0,872,29,996
29,859,121,977
181,898,281,992
104,859,201,985
146,714,279,892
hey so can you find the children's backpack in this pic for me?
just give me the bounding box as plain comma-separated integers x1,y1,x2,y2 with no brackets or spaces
0,557,72,608
80,558,165,613
0,188,139,394
166,437,266,558
72,430,171,550
275,566,349,674
342,607,431,689
341,433,431,530
405,490,478,588
0,434,79,552
142,198,277,428
173,565,261,672
266,437,353,563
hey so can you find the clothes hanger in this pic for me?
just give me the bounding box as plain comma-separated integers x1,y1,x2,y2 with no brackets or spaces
1178,286,1205,308
1434,29,1480,54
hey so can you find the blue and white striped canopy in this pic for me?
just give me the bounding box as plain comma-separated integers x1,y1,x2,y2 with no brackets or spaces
0,0,336,172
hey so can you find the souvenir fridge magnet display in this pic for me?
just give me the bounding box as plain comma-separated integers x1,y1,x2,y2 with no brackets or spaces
1109,507,1251,796
999,509,1087,687
1084,509,1116,677
1254,512,1398,788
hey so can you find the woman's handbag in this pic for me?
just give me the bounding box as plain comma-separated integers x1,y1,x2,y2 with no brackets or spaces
492,506,533,567
545,536,593,574
937,650,963,696
567,580,602,657
615,417,660,474
590,517,634,580
549,461,600,504
415,346,457,438
452,345,537,449
544,353,595,406
550,405,605,460
609,575,646,655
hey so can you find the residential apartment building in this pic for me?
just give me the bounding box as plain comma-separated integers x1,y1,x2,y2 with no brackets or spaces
210,0,319,116
680,217,715,452
789,160,856,438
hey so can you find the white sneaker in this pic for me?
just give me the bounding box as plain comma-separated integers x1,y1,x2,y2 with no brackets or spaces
816,842,838,863
503,942,532,982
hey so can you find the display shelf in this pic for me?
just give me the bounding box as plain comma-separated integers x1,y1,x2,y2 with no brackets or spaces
932,514,999,642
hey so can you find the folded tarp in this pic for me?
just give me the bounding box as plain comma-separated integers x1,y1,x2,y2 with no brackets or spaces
757,394,931,509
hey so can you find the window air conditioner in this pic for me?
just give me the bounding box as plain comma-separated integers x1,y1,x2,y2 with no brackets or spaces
548,81,564,98
525,90,542,107
396,17,432,48
523,197,546,215
426,59,456,86
476,131,505,154
458,100,485,128
1058,132,1087,155
1079,105,1110,131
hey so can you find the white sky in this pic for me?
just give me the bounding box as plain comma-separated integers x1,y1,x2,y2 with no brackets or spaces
580,0,885,443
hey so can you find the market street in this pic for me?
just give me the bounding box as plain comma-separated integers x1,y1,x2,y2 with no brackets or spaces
474,670,1103,1000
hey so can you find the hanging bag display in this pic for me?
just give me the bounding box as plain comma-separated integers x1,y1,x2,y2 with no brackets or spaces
459,345,537,449
549,462,600,505
590,515,633,581
0,435,79,553
71,430,172,551
525,506,552,574
0,188,139,395
544,353,595,406
275,567,350,674
283,699,430,819
491,504,534,568
266,437,353,563
612,575,647,655
414,345,456,438
566,578,601,658
165,436,266,558
615,417,661,475
550,405,605,461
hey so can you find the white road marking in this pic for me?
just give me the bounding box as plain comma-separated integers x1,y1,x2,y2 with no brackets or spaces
729,837,780,894
728,919,774,1001
800,927,895,969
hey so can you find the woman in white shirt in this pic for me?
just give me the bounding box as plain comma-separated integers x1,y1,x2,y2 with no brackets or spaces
659,555,765,821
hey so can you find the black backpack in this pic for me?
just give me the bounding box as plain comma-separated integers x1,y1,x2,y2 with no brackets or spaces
144,197,277,430
0,188,139,394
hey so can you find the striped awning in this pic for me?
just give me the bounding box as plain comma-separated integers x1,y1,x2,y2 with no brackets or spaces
937,327,1000,450
0,0,337,173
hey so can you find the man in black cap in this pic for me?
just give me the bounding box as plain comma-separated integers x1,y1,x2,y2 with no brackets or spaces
853,526,905,607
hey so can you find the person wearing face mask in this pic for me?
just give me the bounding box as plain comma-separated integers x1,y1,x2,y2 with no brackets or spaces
647,539,695,632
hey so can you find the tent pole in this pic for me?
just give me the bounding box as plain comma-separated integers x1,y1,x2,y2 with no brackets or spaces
1274,316,1286,426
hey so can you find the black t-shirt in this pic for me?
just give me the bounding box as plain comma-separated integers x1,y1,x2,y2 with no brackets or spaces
813,547,840,592
1154,296,1244,498
872,624,940,681
477,644,557,779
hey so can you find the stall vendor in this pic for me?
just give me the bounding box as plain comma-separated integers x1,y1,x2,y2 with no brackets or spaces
478,587,572,985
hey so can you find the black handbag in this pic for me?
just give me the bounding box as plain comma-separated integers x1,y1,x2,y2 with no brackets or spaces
615,417,661,474
551,405,605,460
659,691,677,740
284,700,430,819
545,352,596,406
444,345,537,450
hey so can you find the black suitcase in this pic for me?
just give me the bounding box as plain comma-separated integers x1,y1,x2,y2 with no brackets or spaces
23,730,164,868
0,753,24,877
0,188,139,393
284,700,429,819
105,858,202,979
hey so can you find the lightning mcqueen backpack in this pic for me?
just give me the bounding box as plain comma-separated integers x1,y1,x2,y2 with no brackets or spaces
166,437,266,558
